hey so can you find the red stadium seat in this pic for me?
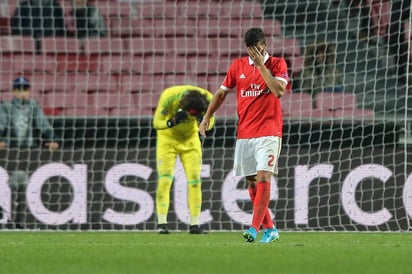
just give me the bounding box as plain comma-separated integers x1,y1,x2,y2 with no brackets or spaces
207,75,224,91
99,55,145,75
236,18,283,37
120,74,163,115
197,18,242,38
136,2,179,19
71,74,118,93
64,107,110,117
315,92,375,118
5,1,19,17
94,1,132,17
287,55,304,75
153,18,196,37
189,75,209,91
44,91,89,108
124,37,168,56
168,37,215,57
0,73,14,97
268,37,301,57
0,74,15,93
58,0,72,15
33,73,74,93
108,18,153,38
55,54,99,73
110,107,152,116
42,37,82,55
191,56,231,75
369,0,391,37
0,36,36,54
89,92,135,109
213,37,246,58
29,74,67,94
120,74,166,94
177,1,224,19
12,54,57,74
261,19,283,37
132,91,162,113
0,91,13,101
163,74,213,92
144,55,191,75
215,35,301,58
215,100,237,117
333,108,375,119
83,37,125,55
41,37,94,72
281,92,331,118
0,74,66,108
163,74,200,88
222,1,264,19
316,92,358,110
0,74,69,100
0,56,14,75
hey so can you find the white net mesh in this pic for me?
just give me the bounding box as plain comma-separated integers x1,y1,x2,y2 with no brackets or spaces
0,0,411,231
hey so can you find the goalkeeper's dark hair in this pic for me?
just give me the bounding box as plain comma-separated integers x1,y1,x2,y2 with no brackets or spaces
179,90,209,113
244,28,266,47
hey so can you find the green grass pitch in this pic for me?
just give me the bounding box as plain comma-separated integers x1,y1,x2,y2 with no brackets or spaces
0,231,411,274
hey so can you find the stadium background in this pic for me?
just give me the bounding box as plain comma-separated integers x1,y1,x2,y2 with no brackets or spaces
0,0,411,232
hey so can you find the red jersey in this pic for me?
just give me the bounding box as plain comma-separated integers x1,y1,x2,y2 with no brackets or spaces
221,53,289,139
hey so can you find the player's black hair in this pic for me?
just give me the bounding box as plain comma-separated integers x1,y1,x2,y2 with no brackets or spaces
180,90,209,115
244,28,266,47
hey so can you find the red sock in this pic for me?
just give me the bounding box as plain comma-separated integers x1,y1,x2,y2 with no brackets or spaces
251,182,272,232
248,186,273,230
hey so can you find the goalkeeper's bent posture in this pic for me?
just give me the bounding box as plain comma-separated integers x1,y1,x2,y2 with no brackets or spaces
152,85,214,234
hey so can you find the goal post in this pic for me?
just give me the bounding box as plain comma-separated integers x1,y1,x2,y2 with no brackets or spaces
0,0,411,231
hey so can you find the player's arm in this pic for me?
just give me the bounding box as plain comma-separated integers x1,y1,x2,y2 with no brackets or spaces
200,90,216,131
199,88,228,137
258,65,287,98
206,115,215,131
153,91,171,130
33,102,60,150
247,46,287,98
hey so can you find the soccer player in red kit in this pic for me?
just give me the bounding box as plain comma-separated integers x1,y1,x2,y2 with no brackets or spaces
199,28,289,243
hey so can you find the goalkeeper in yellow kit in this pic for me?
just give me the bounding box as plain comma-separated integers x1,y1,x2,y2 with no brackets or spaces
153,85,215,234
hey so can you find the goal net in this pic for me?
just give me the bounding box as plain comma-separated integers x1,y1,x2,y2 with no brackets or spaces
0,0,411,231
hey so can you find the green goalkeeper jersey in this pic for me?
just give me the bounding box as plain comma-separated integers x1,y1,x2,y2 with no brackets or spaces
153,85,215,140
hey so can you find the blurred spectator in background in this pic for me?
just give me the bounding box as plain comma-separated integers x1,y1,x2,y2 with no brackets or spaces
300,40,343,106
68,0,106,39
11,0,66,38
0,0,8,17
0,77,60,150
345,0,373,40
387,0,410,84
0,76,59,229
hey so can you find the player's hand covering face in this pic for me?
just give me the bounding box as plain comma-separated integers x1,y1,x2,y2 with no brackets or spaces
247,42,266,67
